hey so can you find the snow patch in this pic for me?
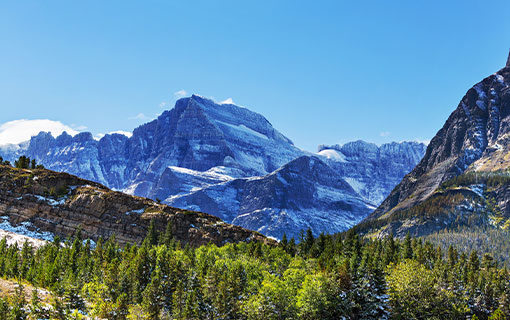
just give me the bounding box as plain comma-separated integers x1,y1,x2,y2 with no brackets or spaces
344,177,365,195
474,83,487,111
469,184,485,197
33,195,66,206
125,208,145,215
317,149,347,162
168,166,234,182
215,120,268,140
0,216,54,246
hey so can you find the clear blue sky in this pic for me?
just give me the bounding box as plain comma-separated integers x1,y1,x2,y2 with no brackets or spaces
1,1,510,151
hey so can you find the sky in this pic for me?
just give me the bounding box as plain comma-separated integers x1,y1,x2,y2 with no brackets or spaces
1,1,510,152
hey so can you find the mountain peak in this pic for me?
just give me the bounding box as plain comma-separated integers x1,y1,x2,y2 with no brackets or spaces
186,94,227,108
360,55,510,240
507,48,510,67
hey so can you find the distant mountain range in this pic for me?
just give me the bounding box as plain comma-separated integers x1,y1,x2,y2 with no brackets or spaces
0,95,426,239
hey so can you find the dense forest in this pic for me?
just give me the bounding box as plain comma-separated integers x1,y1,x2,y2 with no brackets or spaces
425,226,510,266
0,223,508,319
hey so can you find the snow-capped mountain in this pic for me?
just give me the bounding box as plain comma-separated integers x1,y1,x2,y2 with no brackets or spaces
167,155,375,239
0,95,302,190
0,95,426,238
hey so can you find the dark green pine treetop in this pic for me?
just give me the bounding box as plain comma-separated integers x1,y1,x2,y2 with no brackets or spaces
402,232,413,260
144,219,159,247
159,221,174,246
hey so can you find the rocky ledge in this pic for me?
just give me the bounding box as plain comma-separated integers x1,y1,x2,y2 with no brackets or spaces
0,165,271,246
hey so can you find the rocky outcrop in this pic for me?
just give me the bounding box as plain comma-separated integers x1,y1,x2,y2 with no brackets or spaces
0,165,271,246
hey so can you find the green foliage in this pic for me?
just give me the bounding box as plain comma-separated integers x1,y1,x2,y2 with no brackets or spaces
0,230,508,319
386,259,469,319
296,273,344,319
489,308,506,320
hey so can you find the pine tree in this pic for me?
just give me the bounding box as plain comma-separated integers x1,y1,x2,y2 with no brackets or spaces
159,221,173,246
302,228,314,256
383,234,396,265
172,280,186,319
481,253,495,269
286,237,295,256
469,250,480,271
51,296,69,320
402,232,413,259
63,273,86,311
280,233,288,252
353,273,389,319
30,288,47,319
447,245,457,267
142,267,164,319
14,155,32,169
144,219,159,247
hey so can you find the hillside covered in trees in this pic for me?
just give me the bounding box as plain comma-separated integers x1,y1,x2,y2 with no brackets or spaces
0,227,508,319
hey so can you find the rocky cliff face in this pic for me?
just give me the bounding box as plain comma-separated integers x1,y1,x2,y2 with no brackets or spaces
0,95,425,238
359,52,510,238
0,164,270,246
317,141,426,205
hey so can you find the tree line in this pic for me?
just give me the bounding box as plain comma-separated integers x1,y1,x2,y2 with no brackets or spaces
0,155,44,170
0,224,508,319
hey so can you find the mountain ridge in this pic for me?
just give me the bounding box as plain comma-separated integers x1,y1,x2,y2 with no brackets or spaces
0,96,426,238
